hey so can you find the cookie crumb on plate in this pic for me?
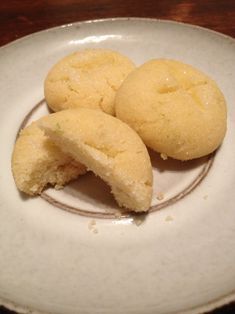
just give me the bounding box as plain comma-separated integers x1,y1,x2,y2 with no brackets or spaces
156,192,164,200
165,215,173,222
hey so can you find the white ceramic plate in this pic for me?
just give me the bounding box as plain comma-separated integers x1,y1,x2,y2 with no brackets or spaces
0,18,235,314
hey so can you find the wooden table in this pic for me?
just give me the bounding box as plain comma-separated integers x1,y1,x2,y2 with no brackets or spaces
0,1,234,313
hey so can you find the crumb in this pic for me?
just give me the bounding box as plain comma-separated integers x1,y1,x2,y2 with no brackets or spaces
134,219,143,226
165,215,173,222
91,219,96,226
93,228,98,234
132,213,147,226
114,211,123,218
203,195,208,200
88,224,92,231
156,192,164,201
54,184,63,190
160,153,168,160
88,219,96,230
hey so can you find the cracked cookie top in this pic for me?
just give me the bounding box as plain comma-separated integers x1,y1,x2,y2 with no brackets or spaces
115,59,227,160
44,48,135,115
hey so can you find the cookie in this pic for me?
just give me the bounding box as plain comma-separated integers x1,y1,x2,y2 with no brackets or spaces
39,108,153,212
12,122,86,195
44,49,135,115
115,59,227,160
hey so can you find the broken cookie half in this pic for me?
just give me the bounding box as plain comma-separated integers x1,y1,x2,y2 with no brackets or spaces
12,122,86,195
38,108,153,212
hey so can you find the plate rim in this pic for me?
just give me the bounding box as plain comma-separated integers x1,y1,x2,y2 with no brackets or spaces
0,17,234,52
0,17,235,314
1,286,235,314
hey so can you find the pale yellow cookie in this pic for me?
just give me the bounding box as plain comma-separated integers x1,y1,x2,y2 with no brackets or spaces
115,59,227,160
12,122,86,195
39,108,153,212
44,49,135,115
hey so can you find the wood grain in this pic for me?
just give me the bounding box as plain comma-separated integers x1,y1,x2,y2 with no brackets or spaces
0,0,235,313
0,0,235,46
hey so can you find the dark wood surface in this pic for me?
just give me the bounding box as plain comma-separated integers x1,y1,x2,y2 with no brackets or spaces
0,0,235,46
0,1,234,313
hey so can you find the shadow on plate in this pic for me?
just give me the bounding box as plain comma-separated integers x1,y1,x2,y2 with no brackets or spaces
149,148,212,172
65,172,119,210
